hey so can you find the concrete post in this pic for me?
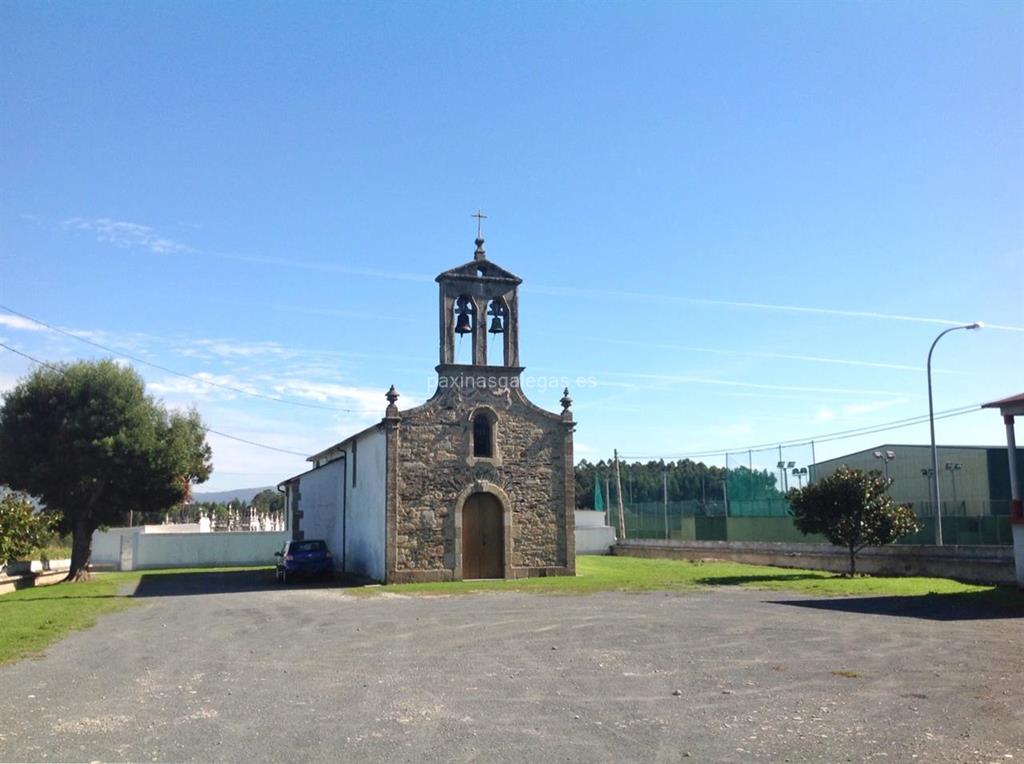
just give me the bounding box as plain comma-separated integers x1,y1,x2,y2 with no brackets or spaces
1004,414,1024,588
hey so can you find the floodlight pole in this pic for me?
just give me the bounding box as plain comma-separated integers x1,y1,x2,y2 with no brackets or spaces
927,322,982,545
662,465,669,540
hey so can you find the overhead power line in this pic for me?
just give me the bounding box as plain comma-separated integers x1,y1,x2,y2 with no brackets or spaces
202,428,309,457
0,342,310,458
0,341,64,372
1,307,993,465
0,304,385,415
619,404,983,461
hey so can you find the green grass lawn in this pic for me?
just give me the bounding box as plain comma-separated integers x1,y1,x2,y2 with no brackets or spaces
360,556,1024,610
0,571,143,665
1,557,1021,666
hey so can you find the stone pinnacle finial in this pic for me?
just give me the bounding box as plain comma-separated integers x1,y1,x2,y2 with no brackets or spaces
474,237,486,261
385,385,400,416
560,387,572,411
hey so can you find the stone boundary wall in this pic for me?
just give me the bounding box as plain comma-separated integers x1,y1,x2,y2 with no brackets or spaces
130,531,288,570
614,539,1016,585
0,559,70,595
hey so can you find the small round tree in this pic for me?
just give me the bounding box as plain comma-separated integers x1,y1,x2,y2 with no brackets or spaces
0,360,212,581
788,466,920,576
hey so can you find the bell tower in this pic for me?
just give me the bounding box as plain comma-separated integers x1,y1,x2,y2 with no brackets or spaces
436,233,522,369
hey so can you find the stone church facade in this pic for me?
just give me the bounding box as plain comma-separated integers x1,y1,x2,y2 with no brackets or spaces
280,235,576,583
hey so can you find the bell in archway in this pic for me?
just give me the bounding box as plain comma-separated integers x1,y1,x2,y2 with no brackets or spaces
487,299,505,334
454,297,473,335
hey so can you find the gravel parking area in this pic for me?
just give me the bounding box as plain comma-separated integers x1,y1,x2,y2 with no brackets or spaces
0,569,1021,762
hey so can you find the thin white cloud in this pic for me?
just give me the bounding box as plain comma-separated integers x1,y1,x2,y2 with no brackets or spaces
62,217,196,255
198,249,434,283
528,285,1023,332
815,407,836,422
530,364,905,398
814,398,908,422
0,314,47,332
60,216,431,282
263,302,420,323
147,372,262,400
203,430,308,488
192,339,290,359
591,338,966,374
574,441,596,456
841,398,908,417
270,378,422,412
60,216,1022,331
592,369,905,397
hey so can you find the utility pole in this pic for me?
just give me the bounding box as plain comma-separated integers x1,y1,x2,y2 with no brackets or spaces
605,474,611,527
614,449,626,540
662,464,669,540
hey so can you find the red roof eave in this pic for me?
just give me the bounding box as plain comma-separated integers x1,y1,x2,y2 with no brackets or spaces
982,393,1024,416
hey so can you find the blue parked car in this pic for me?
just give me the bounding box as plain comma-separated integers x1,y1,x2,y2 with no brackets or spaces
274,539,334,583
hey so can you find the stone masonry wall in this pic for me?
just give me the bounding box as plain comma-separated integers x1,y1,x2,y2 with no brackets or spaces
394,381,572,579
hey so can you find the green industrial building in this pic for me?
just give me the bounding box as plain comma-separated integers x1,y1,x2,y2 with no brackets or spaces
812,444,1021,518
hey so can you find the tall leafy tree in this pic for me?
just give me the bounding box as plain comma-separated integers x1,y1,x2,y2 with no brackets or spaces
0,360,212,581
788,466,920,576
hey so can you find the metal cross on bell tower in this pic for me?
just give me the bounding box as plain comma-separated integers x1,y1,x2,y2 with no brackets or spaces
472,210,487,261
472,209,487,237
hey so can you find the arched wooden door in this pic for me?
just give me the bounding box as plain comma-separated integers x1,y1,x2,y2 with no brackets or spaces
462,492,504,579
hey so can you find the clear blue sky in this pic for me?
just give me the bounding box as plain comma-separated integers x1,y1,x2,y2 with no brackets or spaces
1,1,1021,491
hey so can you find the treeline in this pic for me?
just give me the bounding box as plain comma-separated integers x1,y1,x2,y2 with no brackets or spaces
574,459,784,508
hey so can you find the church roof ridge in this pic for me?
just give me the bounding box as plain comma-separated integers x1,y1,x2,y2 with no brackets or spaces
435,256,522,285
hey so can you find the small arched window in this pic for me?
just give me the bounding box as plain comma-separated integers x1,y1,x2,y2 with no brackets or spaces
473,413,493,458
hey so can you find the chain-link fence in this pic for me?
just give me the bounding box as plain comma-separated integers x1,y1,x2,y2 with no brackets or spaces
606,500,1014,545
594,437,1015,545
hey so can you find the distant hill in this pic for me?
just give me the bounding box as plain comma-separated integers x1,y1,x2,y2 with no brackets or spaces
192,486,275,505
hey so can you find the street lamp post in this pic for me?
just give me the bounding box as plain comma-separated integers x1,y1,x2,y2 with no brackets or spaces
927,322,983,545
